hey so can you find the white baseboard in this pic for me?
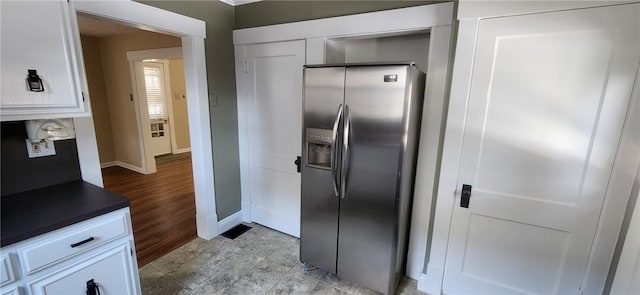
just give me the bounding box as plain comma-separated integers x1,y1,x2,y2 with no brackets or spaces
406,263,420,280
197,213,219,240
100,161,146,174
100,161,117,168
174,147,191,154
217,211,243,234
115,161,145,174
419,263,444,295
418,273,430,294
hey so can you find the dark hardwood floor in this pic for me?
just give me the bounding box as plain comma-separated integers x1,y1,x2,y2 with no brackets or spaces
102,153,196,267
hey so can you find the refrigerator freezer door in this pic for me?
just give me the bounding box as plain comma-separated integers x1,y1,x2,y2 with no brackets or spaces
300,67,346,273
337,65,422,294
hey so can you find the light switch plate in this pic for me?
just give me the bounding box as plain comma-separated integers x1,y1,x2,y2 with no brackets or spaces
209,93,218,107
25,139,56,158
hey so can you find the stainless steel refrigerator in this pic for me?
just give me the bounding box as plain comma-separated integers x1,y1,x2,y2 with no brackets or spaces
300,63,425,295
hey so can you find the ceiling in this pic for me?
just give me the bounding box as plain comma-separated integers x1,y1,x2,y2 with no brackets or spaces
77,13,145,37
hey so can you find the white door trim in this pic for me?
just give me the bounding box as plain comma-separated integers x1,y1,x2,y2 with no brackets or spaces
425,3,640,295
405,24,452,279
72,0,204,38
593,63,640,294
233,3,453,45
234,44,252,222
610,191,640,294
127,47,183,61
71,0,218,239
234,2,454,281
421,17,480,294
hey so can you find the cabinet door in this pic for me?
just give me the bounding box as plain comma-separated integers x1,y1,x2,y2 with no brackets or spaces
245,40,305,237
0,0,88,120
28,243,138,295
0,254,16,287
443,4,639,295
0,287,20,295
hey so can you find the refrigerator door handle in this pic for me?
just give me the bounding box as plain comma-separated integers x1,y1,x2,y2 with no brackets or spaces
331,104,343,197
340,105,351,199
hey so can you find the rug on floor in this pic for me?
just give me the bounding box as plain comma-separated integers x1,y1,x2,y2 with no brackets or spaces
156,153,189,164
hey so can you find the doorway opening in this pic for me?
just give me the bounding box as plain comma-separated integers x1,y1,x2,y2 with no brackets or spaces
77,12,196,267
128,47,192,174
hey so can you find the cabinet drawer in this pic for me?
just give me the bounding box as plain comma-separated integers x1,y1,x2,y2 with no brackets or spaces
18,214,129,275
28,243,136,295
0,254,16,287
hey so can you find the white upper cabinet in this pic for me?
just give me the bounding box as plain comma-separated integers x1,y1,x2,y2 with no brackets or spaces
0,0,90,121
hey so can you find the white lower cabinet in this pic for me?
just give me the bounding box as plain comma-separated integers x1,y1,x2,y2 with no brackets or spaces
18,214,129,276
0,208,140,295
28,243,136,295
0,255,16,287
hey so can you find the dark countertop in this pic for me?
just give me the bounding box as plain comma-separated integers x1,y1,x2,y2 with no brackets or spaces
1,180,130,247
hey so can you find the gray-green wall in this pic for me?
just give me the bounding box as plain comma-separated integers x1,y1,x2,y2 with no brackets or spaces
137,0,241,221
235,0,445,29
135,0,448,222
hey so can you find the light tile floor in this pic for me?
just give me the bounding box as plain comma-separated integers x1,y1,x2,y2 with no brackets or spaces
139,223,424,295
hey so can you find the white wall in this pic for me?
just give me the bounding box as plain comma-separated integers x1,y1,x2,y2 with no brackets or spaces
326,33,430,72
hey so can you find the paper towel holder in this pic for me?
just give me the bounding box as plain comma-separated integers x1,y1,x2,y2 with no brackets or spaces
25,118,75,143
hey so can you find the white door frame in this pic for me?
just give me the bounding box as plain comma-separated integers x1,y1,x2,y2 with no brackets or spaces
233,3,454,282
71,0,219,239
606,62,640,295
425,2,640,295
127,47,182,174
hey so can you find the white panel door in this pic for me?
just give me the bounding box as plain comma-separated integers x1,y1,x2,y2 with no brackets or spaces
246,40,305,237
444,4,640,295
140,62,172,156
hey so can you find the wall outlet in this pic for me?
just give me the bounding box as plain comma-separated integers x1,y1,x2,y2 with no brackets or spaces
25,139,56,158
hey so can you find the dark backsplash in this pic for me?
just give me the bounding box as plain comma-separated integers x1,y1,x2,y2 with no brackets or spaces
1,121,82,196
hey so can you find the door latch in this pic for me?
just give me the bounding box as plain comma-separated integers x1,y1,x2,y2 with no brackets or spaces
461,184,472,208
295,156,301,173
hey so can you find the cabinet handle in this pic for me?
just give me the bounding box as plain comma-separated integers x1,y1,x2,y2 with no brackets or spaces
70,237,95,248
86,279,101,295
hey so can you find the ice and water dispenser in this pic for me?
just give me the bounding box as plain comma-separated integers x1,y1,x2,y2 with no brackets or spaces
305,128,333,170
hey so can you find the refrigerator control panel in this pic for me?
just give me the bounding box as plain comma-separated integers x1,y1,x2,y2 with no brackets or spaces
306,129,332,142
306,128,333,170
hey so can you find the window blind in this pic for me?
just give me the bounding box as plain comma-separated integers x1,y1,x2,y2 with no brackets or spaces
144,66,165,120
